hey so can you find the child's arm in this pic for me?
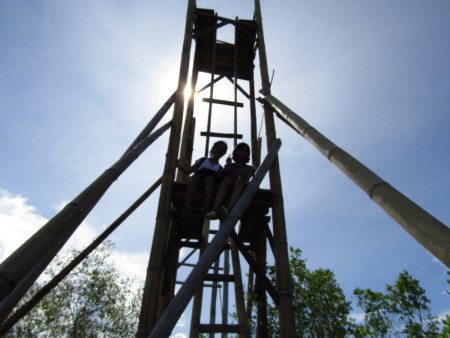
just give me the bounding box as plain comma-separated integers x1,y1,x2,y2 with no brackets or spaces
243,166,255,182
177,159,198,175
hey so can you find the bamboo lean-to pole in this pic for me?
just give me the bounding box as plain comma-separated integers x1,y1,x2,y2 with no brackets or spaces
0,120,172,323
261,92,450,268
0,177,163,335
149,139,282,338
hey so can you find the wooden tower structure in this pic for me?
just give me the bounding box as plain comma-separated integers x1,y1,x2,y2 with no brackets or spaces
1,1,449,337
137,1,297,336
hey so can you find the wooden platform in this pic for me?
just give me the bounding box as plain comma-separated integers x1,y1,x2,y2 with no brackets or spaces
193,8,257,81
171,182,273,244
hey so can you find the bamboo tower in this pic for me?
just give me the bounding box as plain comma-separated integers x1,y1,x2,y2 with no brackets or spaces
0,1,449,337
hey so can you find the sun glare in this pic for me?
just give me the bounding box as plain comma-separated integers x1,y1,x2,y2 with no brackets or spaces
184,86,192,99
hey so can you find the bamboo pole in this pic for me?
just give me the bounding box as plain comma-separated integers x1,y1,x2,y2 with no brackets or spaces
209,257,220,338
221,243,230,338
177,61,199,182
205,22,217,157
128,92,176,151
230,241,250,337
249,77,260,167
255,228,268,338
137,1,196,335
0,177,162,334
149,139,282,338
261,92,450,268
0,122,171,322
254,0,297,336
189,219,211,338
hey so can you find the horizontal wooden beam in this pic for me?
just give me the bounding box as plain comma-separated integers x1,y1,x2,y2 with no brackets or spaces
200,132,243,139
197,324,240,333
202,98,244,107
205,273,234,282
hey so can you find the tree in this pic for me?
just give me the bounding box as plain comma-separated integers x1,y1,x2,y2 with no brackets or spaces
5,241,142,337
439,271,450,338
250,247,355,337
244,248,441,337
353,271,439,337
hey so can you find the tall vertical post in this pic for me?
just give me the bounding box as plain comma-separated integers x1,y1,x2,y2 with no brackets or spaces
178,61,199,182
254,0,297,336
137,1,196,335
249,77,260,167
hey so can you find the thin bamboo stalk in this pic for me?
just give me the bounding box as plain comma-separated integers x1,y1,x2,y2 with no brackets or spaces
261,92,450,268
209,258,220,338
221,243,230,338
0,178,162,334
190,219,211,338
128,92,176,151
0,122,171,322
149,139,282,338
230,241,250,337
205,19,217,156
177,61,199,182
254,0,297,335
255,228,268,338
249,77,259,167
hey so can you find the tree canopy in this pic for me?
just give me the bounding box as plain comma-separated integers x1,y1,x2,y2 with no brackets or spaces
5,241,141,337
248,247,445,337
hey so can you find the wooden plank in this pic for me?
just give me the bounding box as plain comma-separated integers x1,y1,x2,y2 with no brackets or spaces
200,131,243,139
202,98,244,107
205,273,234,282
197,324,240,333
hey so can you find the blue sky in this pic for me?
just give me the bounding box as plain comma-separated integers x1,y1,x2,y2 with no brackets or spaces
1,0,449,335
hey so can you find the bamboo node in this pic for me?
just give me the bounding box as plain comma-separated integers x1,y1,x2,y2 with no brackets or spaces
326,146,340,160
369,181,389,199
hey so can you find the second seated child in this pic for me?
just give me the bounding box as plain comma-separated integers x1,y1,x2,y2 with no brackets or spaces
206,142,255,221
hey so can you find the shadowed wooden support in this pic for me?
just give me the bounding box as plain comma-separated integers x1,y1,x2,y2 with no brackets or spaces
261,92,450,268
137,1,196,336
149,139,282,337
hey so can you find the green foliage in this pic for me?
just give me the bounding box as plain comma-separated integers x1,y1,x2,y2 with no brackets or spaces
439,271,450,338
5,241,142,337
353,271,439,337
251,247,354,337
244,248,443,337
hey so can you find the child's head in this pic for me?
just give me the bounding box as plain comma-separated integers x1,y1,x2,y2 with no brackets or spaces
232,143,251,163
210,141,228,156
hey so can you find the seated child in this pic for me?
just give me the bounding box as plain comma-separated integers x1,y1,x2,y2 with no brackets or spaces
206,142,255,221
178,141,228,217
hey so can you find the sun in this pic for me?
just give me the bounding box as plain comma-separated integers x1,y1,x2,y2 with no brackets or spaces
184,85,193,99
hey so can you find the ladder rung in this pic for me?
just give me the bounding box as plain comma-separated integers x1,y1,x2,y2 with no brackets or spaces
202,98,244,107
179,262,223,271
205,273,235,282
197,324,240,333
200,132,243,139
175,281,222,288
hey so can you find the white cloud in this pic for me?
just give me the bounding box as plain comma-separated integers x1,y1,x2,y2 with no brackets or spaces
438,310,450,322
0,188,147,284
0,189,47,262
349,312,365,323
111,250,148,282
